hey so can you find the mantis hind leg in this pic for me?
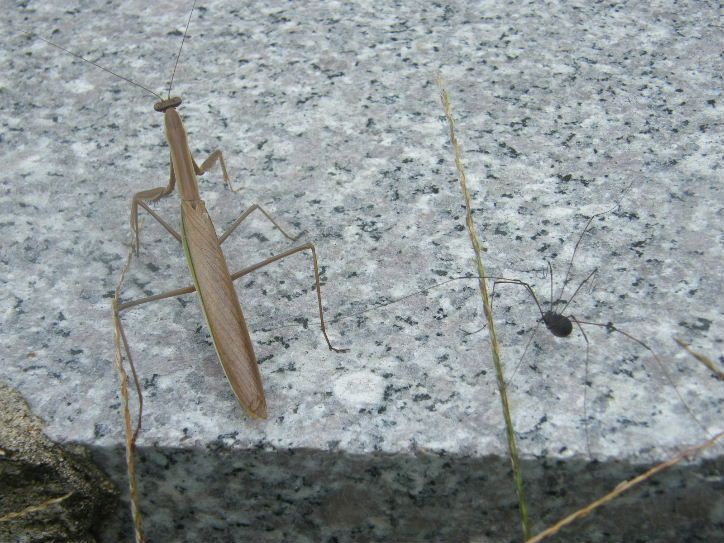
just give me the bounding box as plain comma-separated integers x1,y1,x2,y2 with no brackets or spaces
228,242,348,353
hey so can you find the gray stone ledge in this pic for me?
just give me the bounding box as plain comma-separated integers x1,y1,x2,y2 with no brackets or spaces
2,1,722,541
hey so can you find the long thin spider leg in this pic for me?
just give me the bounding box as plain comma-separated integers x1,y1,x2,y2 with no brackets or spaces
493,278,546,321
254,274,541,335
489,277,547,386
548,261,555,314
424,277,544,361
574,318,712,440
460,276,506,336
558,268,597,316
570,316,593,458
375,275,547,329
324,274,513,326
505,320,542,387
556,201,622,303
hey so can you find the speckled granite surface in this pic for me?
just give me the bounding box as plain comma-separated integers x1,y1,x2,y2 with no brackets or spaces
1,1,722,541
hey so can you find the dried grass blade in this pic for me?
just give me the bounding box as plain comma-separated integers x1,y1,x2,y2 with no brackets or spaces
675,338,724,380
526,431,724,543
436,74,530,539
0,492,73,522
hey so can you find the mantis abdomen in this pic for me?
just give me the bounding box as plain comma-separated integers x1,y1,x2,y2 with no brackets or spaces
181,199,267,419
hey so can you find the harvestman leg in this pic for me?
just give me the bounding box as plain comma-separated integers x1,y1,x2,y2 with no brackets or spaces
460,276,538,334
455,276,544,385
487,278,546,384
568,316,594,457
570,317,710,442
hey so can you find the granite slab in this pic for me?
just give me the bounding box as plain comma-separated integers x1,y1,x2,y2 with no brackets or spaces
1,1,722,541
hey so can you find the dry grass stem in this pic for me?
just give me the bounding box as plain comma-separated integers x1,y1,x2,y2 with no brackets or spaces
526,431,724,543
436,74,530,539
675,338,724,381
0,492,73,522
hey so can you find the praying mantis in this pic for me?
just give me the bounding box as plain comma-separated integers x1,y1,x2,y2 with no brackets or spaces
109,19,348,420
111,91,348,419
29,6,347,540
31,4,347,422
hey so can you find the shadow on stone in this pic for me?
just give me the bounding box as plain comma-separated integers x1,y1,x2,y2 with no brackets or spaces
93,444,723,543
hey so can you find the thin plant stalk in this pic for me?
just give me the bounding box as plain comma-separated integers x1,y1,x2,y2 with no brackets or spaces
437,74,531,540
675,338,724,381
526,431,724,543
0,492,73,522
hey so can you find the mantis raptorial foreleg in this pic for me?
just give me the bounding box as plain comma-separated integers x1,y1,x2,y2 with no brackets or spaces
131,162,177,254
131,147,228,253
131,149,303,251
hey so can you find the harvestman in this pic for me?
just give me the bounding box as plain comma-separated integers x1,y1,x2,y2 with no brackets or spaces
487,203,709,456
359,198,714,454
